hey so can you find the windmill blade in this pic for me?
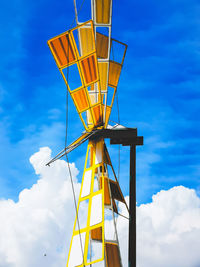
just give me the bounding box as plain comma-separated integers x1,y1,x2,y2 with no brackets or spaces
91,0,128,127
74,0,115,127
97,34,127,127
47,20,104,131
48,1,127,130
91,0,113,127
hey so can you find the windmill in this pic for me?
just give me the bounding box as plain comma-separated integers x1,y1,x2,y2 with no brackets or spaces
46,0,143,266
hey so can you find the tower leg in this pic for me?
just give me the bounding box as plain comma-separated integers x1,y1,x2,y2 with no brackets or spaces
129,145,136,267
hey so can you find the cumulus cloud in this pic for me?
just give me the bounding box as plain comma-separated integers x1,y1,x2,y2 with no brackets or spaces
0,147,80,267
117,187,200,267
0,147,200,267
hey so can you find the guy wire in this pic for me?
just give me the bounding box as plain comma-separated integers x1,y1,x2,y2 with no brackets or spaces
65,9,85,264
71,0,87,27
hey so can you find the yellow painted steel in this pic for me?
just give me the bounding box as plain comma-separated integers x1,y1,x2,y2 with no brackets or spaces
96,33,109,59
104,105,111,127
95,32,127,128
95,0,111,24
79,27,94,56
64,131,93,152
67,139,105,266
100,176,111,205
66,139,128,267
108,61,122,87
99,62,109,91
47,19,127,130
47,20,103,131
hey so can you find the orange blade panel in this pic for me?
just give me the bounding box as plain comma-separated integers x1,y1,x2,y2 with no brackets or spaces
71,88,89,112
48,34,76,68
100,176,111,206
99,62,109,91
79,27,95,56
95,0,111,24
81,55,98,85
96,32,109,58
108,61,122,87
91,104,103,126
104,105,111,126
105,243,121,267
91,226,102,241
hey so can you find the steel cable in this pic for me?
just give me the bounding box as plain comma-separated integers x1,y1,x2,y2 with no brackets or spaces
64,4,86,263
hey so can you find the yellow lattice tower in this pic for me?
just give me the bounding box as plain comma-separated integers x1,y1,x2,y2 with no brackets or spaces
67,139,128,266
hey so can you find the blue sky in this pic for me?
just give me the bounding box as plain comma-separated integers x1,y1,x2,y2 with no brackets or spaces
0,0,200,204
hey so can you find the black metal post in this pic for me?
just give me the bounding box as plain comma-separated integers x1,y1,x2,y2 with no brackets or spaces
129,145,136,267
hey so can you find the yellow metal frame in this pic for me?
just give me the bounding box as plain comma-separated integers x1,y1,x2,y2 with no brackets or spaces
67,139,105,266
48,20,103,132
66,139,128,267
47,19,128,131
99,38,127,128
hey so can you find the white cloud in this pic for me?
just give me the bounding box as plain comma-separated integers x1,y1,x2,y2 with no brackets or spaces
0,147,80,267
117,186,200,267
0,147,200,267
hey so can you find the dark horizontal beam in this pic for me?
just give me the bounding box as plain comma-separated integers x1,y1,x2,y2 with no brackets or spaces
46,127,143,166
90,128,143,146
110,136,143,146
90,128,137,139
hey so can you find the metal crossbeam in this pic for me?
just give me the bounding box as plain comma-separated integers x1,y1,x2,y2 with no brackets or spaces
46,129,101,166
46,125,143,167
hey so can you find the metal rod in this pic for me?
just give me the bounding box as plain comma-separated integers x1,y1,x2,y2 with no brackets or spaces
129,145,136,267
73,0,79,25
46,129,100,166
